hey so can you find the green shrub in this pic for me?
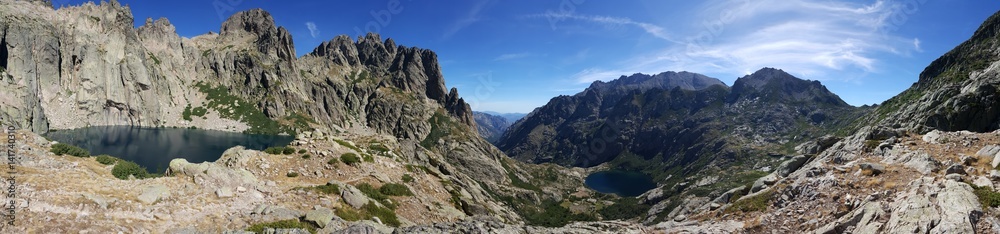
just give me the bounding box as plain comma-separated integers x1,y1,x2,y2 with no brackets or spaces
298,149,307,154
402,174,414,183
95,155,117,165
112,160,150,179
341,153,360,165
282,147,295,155
369,144,390,153
50,143,90,157
327,158,339,164
301,154,311,159
264,146,284,155
363,154,374,162
286,172,299,177
182,105,193,121
246,219,316,234
727,189,774,213
379,183,413,196
363,202,400,227
356,183,397,210
972,184,1000,208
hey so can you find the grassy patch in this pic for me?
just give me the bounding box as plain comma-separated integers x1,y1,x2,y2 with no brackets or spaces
51,143,90,157
363,154,374,162
282,147,295,155
298,149,307,154
307,183,340,195
327,157,339,164
356,183,398,210
334,202,401,227
286,172,299,177
194,82,291,135
500,159,541,192
402,174,414,183
523,199,595,227
301,154,311,159
421,110,458,148
598,197,650,220
341,153,361,165
727,189,774,213
379,183,413,196
333,139,362,152
284,113,316,131
246,219,316,234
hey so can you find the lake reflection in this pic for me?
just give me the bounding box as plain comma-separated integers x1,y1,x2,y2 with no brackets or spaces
44,126,293,173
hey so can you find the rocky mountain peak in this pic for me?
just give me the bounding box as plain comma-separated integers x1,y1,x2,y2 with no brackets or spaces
729,67,848,106
220,8,277,38
587,71,725,94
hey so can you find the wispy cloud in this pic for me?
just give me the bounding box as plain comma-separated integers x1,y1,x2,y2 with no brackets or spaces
569,0,922,84
305,22,319,38
443,0,494,39
524,12,678,43
494,52,538,61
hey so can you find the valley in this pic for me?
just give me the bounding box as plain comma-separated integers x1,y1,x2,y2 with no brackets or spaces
1,0,1000,233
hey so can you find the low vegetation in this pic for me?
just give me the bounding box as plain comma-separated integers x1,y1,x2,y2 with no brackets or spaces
95,155,118,165
402,174,414,183
111,160,156,180
727,189,774,213
246,219,317,234
286,172,299,177
182,104,208,121
306,183,340,195
972,184,1000,208
50,143,90,157
341,153,361,165
335,202,401,227
522,199,595,227
194,82,292,135
597,197,650,220
263,146,296,155
379,183,414,196
327,157,339,164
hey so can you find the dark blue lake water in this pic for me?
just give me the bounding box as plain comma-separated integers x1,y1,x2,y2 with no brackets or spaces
44,126,293,173
584,170,657,197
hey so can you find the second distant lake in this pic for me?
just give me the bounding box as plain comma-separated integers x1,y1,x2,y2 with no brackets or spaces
584,170,657,197
44,126,293,173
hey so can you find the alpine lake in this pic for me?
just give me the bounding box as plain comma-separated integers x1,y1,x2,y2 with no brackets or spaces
584,170,657,197
44,126,294,173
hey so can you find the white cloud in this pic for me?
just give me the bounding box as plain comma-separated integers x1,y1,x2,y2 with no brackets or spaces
913,38,922,52
494,52,539,61
566,0,922,84
443,0,494,39
305,22,319,38
526,12,679,43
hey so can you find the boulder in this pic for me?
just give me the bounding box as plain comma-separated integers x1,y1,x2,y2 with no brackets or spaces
931,180,983,233
216,187,234,198
138,184,170,204
305,207,335,228
973,176,994,190
777,155,810,177
338,183,370,209
923,130,943,144
946,164,967,175
858,163,885,175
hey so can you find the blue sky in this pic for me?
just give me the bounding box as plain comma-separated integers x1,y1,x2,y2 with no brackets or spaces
56,0,1000,113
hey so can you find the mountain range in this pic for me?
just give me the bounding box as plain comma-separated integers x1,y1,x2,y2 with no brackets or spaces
3,0,1000,233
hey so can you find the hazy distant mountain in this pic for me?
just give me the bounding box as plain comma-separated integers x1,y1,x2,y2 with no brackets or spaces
473,111,512,143
482,111,528,123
